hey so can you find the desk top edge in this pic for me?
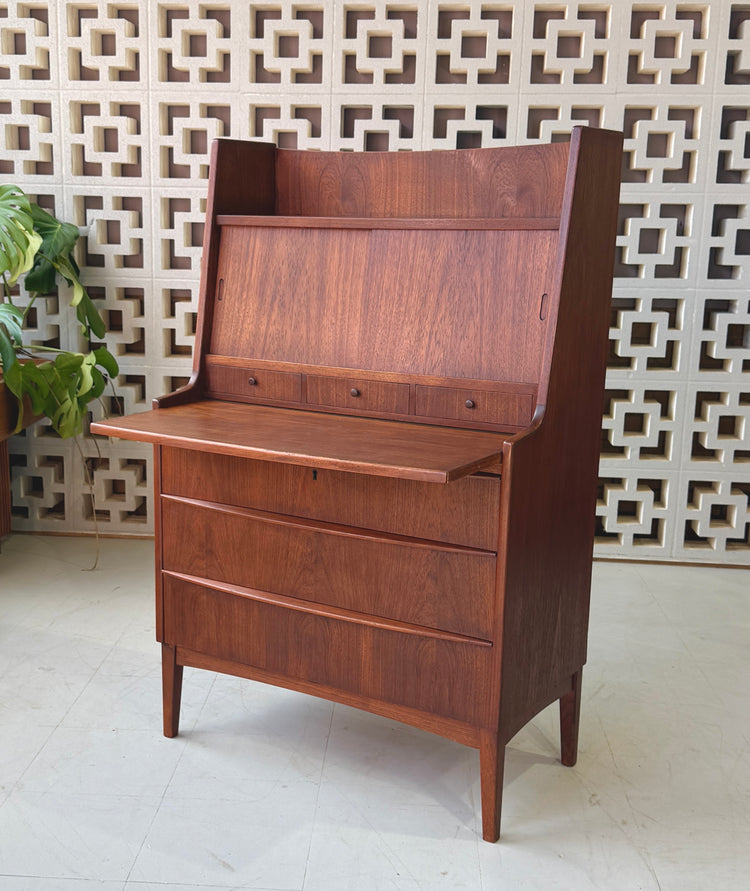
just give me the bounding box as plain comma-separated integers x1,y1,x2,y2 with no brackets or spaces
90,401,507,483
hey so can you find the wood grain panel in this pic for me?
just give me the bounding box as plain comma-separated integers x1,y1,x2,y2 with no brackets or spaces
274,142,570,219
91,401,506,483
161,496,496,639
415,386,535,427
205,364,303,402
161,447,500,550
209,225,557,384
306,375,409,413
162,574,493,726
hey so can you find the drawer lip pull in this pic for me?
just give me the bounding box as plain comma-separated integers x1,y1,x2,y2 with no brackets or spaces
161,493,497,556
163,569,493,647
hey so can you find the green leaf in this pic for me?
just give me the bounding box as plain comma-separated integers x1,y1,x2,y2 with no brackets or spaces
52,396,80,440
0,326,20,378
77,289,107,339
93,346,119,379
88,367,107,401
25,204,80,293
0,185,41,284
0,303,24,347
52,351,84,375
1,355,24,432
77,356,94,397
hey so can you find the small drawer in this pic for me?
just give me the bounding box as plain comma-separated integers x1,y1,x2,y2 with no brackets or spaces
206,364,302,403
415,386,534,427
306,376,410,414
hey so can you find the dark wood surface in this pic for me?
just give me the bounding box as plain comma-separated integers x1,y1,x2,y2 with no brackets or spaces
160,447,500,550
215,214,560,230
90,127,623,842
92,401,506,483
163,574,493,727
161,494,496,639
209,225,557,384
274,141,571,219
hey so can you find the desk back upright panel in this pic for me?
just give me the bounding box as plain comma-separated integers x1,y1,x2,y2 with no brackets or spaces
91,126,623,841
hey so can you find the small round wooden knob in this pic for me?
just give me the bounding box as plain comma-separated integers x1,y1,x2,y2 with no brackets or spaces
465,399,475,409
350,388,361,397
247,376,257,386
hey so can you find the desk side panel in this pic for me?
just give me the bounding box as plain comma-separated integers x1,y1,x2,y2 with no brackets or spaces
161,139,276,407
495,127,624,741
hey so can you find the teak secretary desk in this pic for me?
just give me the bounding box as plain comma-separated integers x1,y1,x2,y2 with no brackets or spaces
91,125,623,841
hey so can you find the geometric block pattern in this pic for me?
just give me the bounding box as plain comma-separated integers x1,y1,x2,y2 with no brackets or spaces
2,0,749,563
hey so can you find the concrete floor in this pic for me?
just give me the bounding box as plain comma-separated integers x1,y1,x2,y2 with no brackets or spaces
0,533,748,889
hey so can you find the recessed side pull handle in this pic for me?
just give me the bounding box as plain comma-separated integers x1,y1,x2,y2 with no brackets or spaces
539,292,549,321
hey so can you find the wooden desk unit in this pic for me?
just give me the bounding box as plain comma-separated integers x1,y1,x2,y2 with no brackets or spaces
92,126,623,841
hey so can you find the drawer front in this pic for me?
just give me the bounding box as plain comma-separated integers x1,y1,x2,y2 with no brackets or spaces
161,448,500,551
162,497,495,640
306,375,410,414
206,364,303,403
163,575,492,726
415,385,534,427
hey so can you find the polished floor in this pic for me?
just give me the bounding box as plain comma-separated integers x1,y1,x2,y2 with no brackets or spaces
0,533,747,890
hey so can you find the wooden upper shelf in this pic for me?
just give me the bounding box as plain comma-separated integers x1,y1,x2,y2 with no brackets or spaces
90,401,507,483
215,215,560,231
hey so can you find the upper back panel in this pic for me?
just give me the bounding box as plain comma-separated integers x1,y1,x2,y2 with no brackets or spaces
274,142,571,219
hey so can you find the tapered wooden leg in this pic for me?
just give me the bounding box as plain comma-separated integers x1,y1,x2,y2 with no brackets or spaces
479,730,505,842
162,643,183,738
559,668,583,767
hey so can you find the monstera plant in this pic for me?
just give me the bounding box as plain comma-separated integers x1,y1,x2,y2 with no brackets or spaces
0,184,118,438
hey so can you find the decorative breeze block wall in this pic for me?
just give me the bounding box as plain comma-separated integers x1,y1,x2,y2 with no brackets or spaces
1,1,748,563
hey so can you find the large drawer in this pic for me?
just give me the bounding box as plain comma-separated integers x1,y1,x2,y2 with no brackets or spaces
161,496,496,641
162,574,493,726
160,448,500,551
